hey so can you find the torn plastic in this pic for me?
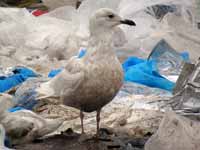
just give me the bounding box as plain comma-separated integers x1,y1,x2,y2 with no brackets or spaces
0,66,39,93
145,4,177,20
0,0,199,75
13,77,49,110
0,7,79,63
121,81,171,96
165,59,200,120
148,39,189,79
145,111,200,150
123,56,175,91
118,0,199,60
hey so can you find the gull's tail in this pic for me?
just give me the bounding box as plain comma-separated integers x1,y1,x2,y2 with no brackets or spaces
35,81,60,105
11,78,59,111
35,81,55,100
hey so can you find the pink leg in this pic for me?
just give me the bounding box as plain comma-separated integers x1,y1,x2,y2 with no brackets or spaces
96,109,101,138
80,110,84,134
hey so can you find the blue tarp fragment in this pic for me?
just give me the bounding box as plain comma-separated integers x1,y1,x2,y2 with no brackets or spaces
78,48,87,58
48,68,63,78
0,67,38,93
8,106,25,112
122,57,175,91
180,51,190,62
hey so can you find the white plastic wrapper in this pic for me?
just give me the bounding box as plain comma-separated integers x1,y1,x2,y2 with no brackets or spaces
0,0,199,72
0,7,81,63
0,8,31,47
118,0,199,60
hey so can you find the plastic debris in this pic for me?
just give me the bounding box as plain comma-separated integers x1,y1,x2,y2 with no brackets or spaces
8,106,25,112
78,48,87,58
148,39,190,77
122,56,175,91
13,77,48,110
145,111,200,150
48,68,63,78
145,4,177,20
121,81,171,96
0,1,199,149
169,58,200,115
0,66,38,93
31,9,48,16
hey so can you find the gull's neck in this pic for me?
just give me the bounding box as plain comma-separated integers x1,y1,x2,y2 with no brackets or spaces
83,29,117,63
82,25,118,61
88,28,114,54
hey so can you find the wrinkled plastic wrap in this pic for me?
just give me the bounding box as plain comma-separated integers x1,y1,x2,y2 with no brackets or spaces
121,81,171,96
0,1,200,146
0,0,199,73
148,39,187,79
145,111,200,150
0,7,80,72
118,0,199,60
0,8,31,47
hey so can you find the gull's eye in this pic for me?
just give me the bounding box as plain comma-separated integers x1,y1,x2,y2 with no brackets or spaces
108,14,114,19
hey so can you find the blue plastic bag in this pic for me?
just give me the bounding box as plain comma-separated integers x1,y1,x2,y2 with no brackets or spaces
0,67,38,93
8,106,25,112
48,68,63,78
123,57,175,91
78,48,87,58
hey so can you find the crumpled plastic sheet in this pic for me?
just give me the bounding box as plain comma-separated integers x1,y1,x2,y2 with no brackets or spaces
0,66,39,93
118,0,198,60
145,4,177,20
13,77,48,110
0,67,14,77
0,7,79,63
116,82,172,112
122,56,175,91
148,39,189,79
145,111,200,150
168,60,200,114
120,81,172,97
0,0,199,73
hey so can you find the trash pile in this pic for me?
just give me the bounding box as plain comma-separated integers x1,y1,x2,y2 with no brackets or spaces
145,111,200,150
0,0,199,150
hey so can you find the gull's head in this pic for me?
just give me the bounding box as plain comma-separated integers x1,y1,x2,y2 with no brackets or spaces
89,8,136,36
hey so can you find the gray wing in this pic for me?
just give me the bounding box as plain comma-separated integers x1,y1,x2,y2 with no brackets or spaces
36,57,85,100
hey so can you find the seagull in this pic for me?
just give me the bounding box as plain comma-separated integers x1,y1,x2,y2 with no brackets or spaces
36,8,136,137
